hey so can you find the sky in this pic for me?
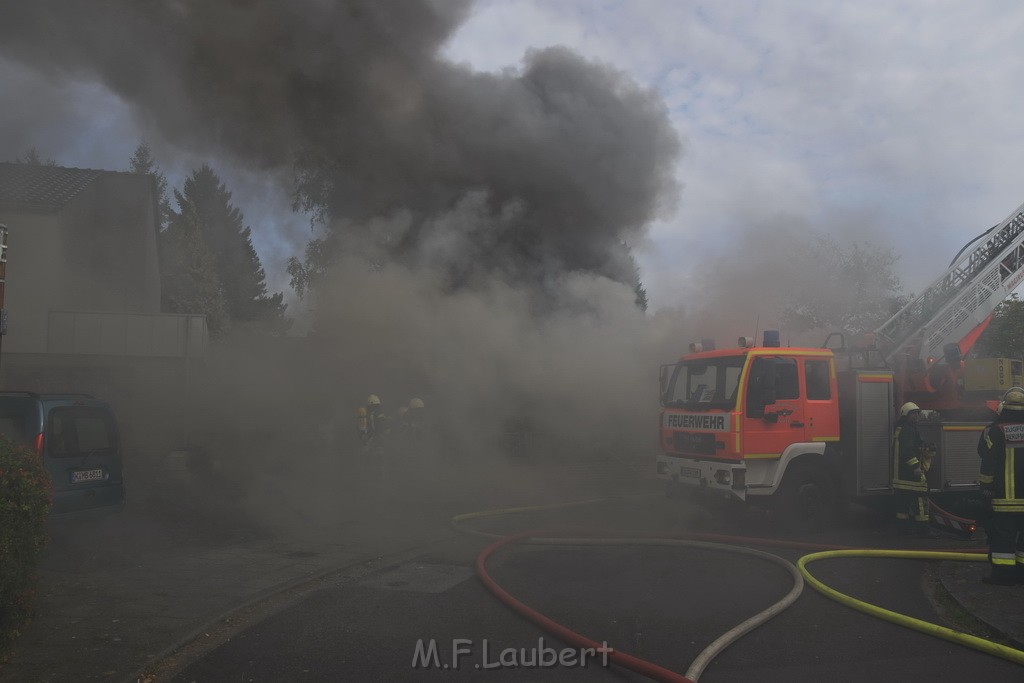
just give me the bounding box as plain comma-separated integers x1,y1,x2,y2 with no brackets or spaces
3,0,1024,315
442,0,1024,309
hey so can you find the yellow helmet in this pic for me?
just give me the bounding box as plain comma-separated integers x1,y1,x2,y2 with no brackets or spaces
409,397,425,409
1000,387,1024,413
367,394,381,406
899,402,921,417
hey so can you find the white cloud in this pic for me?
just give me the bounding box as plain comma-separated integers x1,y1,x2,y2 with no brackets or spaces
445,0,1024,311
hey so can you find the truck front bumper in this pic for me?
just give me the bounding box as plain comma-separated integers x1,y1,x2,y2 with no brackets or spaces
657,457,746,501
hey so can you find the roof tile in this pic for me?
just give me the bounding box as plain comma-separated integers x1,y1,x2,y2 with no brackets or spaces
0,162,104,211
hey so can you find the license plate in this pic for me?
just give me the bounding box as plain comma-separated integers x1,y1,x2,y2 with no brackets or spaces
71,468,104,483
679,466,701,479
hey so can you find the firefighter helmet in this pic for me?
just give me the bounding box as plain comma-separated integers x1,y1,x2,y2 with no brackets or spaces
899,402,921,417
367,394,381,406
409,398,425,409
1000,387,1024,413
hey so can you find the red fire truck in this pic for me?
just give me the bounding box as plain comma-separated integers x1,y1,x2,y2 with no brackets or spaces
657,200,1024,523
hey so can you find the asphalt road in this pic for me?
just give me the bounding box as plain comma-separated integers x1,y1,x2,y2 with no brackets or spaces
168,495,1024,682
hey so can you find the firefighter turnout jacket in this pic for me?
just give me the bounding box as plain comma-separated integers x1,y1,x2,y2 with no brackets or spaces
978,417,1024,513
893,417,929,492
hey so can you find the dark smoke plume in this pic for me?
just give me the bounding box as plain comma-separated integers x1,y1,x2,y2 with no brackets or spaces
0,0,681,287
1,2,688,530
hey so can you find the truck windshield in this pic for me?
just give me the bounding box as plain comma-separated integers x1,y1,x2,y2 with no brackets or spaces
664,356,745,410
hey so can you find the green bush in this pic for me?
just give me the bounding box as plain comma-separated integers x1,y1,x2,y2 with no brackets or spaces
0,435,52,654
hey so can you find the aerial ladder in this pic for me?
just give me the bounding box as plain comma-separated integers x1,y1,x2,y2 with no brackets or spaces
656,202,1024,531
868,200,1024,533
872,200,1024,412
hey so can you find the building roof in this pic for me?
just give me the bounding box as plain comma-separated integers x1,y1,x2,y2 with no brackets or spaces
0,162,105,212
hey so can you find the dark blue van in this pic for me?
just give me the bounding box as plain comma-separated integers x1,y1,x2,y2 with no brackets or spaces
0,392,125,514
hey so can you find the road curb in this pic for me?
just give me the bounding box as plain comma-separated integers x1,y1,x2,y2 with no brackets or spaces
935,560,1024,651
123,530,460,683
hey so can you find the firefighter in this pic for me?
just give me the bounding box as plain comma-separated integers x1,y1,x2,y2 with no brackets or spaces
892,402,939,538
355,405,370,442
977,386,1024,585
406,397,426,440
366,394,387,439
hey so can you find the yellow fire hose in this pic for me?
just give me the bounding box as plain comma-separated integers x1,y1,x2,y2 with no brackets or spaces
798,549,1024,666
454,495,1024,680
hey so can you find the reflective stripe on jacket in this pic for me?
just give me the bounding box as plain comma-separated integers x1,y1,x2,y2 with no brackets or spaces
978,420,1024,513
893,421,927,492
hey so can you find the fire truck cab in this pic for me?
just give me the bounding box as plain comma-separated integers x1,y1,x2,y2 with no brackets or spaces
658,337,842,511
657,332,985,521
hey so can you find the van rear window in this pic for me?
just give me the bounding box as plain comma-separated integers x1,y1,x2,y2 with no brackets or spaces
0,416,25,442
48,407,117,458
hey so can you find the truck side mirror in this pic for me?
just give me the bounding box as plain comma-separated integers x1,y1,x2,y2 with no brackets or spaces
658,364,671,404
822,332,845,351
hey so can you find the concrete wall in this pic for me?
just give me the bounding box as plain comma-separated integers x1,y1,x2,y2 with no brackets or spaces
47,311,208,358
1,210,68,353
61,173,161,315
0,172,163,354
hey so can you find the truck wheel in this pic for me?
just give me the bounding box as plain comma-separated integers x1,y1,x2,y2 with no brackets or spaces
779,463,836,529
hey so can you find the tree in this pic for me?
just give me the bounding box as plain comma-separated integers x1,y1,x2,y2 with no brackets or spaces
160,207,230,334
782,234,909,336
616,241,649,313
13,147,56,165
634,279,649,313
975,295,1024,358
170,165,289,332
286,234,336,300
127,142,173,230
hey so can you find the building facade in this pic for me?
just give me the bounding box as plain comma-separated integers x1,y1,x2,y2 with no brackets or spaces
0,162,207,454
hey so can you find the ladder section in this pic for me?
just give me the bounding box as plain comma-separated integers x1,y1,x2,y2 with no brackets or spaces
876,200,1024,363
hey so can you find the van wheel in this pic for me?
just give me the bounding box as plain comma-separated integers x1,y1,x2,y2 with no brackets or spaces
778,463,835,529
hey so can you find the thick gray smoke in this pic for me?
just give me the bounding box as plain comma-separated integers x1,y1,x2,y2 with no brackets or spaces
669,217,907,349
0,1,686,530
0,0,680,286
1,1,470,167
